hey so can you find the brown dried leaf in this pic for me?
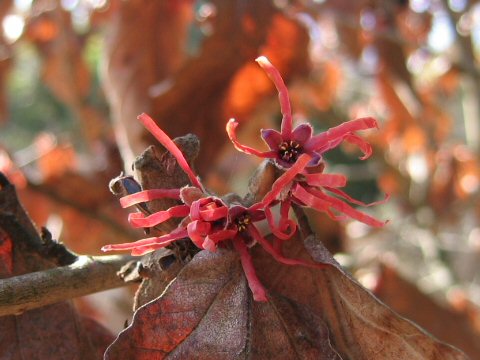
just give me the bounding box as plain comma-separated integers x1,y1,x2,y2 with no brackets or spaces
374,264,480,359
105,230,466,359
0,173,114,359
0,229,13,274
0,304,113,360
105,249,341,360
255,234,467,359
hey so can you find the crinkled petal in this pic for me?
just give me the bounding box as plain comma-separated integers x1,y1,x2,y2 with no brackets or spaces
138,113,204,190
307,187,387,227
187,220,211,249
291,184,331,212
291,123,313,144
264,205,296,240
313,137,345,155
261,128,283,151
324,187,390,207
227,119,277,158
248,224,327,269
189,198,203,221
232,236,268,302
119,189,181,208
344,133,372,160
256,56,293,137
304,173,347,188
255,153,312,209
199,206,228,222
101,228,188,253
128,205,190,228
131,243,171,256
304,117,378,152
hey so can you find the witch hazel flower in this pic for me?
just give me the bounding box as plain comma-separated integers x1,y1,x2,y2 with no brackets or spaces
227,56,378,169
101,113,235,256
226,56,387,228
251,153,388,228
102,113,323,301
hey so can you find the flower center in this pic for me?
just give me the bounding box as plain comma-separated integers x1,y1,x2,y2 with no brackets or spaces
235,214,251,232
278,140,302,163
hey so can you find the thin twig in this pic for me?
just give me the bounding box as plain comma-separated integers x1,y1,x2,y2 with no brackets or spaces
0,255,136,316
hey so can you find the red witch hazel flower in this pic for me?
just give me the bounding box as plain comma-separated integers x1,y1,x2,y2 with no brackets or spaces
102,113,324,302
228,56,387,228
227,56,378,169
251,153,388,229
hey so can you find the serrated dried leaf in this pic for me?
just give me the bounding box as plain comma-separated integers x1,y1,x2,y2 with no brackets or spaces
254,234,467,360
375,264,480,359
105,248,341,360
105,231,466,360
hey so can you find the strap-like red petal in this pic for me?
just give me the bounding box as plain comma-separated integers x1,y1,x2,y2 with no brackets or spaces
232,236,268,302
207,229,238,242
305,117,378,153
307,187,387,227
324,187,390,207
138,113,204,190
255,153,312,209
291,184,331,212
119,189,180,208
344,133,372,160
264,205,296,241
226,119,277,158
187,220,212,249
101,228,188,253
199,206,228,222
128,205,190,228
256,56,293,138
304,173,347,188
248,224,327,269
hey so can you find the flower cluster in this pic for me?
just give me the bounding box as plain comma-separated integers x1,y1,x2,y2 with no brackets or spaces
102,57,386,302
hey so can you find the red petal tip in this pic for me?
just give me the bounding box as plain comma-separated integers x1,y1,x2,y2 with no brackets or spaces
255,56,270,65
253,292,268,302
